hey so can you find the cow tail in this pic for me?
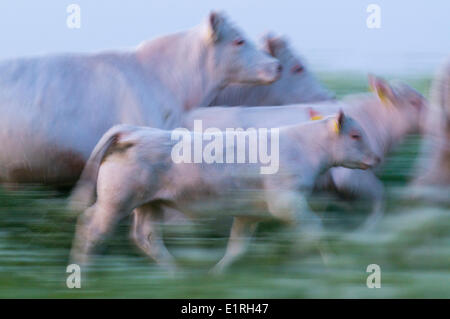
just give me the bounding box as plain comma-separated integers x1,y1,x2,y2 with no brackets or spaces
68,124,134,213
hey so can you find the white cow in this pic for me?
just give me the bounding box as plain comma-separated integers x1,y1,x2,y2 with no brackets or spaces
0,12,281,185
184,75,428,228
209,34,334,106
69,111,379,273
412,57,450,202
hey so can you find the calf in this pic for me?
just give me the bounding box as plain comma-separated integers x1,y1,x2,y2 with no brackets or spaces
184,75,428,228
69,111,379,273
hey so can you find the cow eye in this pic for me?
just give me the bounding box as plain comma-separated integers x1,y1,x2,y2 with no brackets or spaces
233,39,245,46
351,133,361,140
291,64,304,74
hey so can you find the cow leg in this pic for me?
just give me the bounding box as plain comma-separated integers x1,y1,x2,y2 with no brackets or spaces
265,190,330,264
331,169,385,231
70,201,127,266
163,206,190,224
131,204,177,273
210,217,258,274
359,190,384,231
266,190,322,230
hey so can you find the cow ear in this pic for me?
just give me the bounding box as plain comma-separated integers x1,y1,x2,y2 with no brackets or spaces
368,74,396,107
329,109,344,134
337,109,345,131
402,83,427,111
263,34,287,57
208,11,224,42
308,108,323,121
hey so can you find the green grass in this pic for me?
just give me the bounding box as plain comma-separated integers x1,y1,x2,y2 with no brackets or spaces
0,73,448,298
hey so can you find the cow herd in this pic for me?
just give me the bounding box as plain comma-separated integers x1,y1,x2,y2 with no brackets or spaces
0,12,448,274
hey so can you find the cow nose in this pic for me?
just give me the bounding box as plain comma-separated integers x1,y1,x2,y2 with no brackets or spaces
374,155,381,165
260,61,282,83
277,64,283,74
272,62,282,81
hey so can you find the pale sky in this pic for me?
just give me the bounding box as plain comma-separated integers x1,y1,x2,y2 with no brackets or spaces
0,0,448,74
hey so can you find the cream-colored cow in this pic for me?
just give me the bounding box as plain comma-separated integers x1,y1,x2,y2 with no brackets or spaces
0,12,281,185
69,111,379,273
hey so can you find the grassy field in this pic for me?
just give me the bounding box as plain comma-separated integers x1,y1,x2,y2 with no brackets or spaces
0,73,449,298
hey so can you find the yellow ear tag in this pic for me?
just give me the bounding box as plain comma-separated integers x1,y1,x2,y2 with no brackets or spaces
333,119,340,134
309,108,324,121
377,89,390,107
369,77,391,107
